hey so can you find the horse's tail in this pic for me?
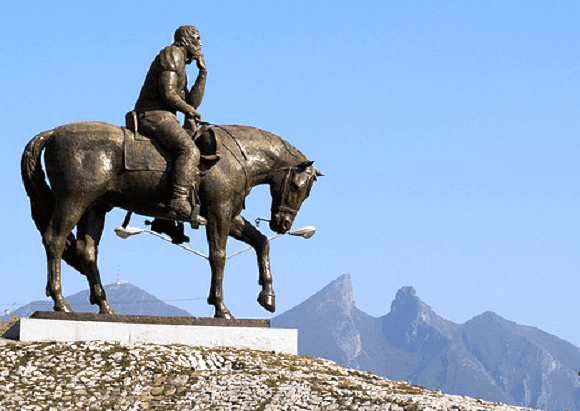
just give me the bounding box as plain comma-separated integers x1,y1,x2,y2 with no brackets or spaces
21,130,83,272
21,130,55,234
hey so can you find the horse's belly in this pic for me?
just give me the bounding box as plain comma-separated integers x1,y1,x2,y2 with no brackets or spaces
117,170,169,198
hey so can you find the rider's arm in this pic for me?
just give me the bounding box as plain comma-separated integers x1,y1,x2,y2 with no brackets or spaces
159,71,198,117
157,46,199,119
188,55,207,109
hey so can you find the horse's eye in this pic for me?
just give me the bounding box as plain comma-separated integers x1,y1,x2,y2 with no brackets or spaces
290,182,299,192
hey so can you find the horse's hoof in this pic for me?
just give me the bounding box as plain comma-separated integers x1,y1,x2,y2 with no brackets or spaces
258,291,276,313
99,302,115,315
214,308,235,320
54,303,75,313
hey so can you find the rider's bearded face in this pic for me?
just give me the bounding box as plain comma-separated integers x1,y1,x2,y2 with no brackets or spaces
186,33,202,62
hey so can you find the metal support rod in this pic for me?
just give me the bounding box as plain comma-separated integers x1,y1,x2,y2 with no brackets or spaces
225,233,284,260
139,228,209,259
115,225,315,260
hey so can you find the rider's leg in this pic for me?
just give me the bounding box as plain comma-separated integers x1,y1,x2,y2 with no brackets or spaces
144,115,204,224
159,119,201,220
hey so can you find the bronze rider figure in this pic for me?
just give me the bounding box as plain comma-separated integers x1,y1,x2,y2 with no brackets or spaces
133,25,207,226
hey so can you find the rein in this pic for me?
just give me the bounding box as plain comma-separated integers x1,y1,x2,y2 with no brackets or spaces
211,126,313,216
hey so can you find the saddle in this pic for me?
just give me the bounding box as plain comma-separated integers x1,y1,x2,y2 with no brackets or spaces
122,112,219,232
123,111,221,172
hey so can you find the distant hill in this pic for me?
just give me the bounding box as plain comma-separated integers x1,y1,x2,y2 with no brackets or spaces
9,282,191,317
272,274,580,411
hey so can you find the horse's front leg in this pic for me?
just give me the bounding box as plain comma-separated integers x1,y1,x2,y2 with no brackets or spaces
230,215,275,313
206,209,234,319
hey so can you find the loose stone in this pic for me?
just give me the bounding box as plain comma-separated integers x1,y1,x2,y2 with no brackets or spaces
0,339,539,411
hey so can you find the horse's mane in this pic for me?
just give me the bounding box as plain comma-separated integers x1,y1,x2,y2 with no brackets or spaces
214,125,308,166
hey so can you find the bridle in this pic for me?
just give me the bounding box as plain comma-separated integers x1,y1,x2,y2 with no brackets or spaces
271,166,315,217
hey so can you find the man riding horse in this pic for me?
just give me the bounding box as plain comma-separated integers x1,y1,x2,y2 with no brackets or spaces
21,25,321,317
132,25,207,227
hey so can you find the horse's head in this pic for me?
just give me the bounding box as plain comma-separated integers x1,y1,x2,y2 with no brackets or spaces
269,160,323,234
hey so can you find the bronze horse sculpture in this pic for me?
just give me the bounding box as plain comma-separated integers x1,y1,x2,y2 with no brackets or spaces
21,121,320,319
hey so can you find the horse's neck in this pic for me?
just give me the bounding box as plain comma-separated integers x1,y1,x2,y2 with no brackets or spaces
244,151,294,188
228,126,306,186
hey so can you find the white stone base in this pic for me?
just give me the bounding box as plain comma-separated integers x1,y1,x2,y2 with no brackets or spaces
9,317,297,354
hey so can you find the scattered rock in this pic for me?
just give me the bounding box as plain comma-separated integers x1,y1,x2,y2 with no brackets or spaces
0,340,538,411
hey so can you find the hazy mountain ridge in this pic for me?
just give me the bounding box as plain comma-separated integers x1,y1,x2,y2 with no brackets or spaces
272,274,580,411
8,282,191,318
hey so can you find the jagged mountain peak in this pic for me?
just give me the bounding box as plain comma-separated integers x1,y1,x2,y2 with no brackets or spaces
304,273,354,314
382,286,454,349
273,275,580,411
323,273,352,294
272,273,365,366
273,273,355,320
326,273,353,301
397,285,417,297
389,286,434,323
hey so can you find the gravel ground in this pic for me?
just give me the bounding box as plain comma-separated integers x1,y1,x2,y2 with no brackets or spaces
0,338,538,411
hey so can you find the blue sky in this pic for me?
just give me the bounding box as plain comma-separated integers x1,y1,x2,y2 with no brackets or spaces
2,2,580,346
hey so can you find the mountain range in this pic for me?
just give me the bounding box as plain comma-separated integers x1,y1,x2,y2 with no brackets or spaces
272,273,580,411
8,281,191,318
6,275,580,410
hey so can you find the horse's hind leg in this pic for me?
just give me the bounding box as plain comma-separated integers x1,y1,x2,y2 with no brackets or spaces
229,215,275,313
42,199,87,312
75,204,115,315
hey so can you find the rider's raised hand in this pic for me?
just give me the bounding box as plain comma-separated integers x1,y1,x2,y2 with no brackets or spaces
196,54,207,72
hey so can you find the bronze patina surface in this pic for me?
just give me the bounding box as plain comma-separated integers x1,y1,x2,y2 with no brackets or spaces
21,27,321,321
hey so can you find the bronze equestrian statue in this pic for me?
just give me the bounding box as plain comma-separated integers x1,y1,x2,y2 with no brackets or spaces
20,26,322,319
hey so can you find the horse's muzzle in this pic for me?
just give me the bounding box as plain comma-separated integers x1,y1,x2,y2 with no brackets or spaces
270,213,294,234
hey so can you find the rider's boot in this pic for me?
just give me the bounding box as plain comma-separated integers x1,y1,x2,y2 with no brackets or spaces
167,184,207,228
167,184,191,219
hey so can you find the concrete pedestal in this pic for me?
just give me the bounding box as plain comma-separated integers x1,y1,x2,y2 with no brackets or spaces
5,312,297,355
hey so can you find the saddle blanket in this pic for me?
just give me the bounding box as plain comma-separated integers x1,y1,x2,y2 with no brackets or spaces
123,126,223,172
123,127,171,172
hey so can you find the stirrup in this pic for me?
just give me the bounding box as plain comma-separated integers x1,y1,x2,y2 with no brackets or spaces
189,204,207,229
166,202,207,229
188,183,207,229
163,202,207,229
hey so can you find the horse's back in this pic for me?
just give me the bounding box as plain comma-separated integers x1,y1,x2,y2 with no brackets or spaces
50,121,124,145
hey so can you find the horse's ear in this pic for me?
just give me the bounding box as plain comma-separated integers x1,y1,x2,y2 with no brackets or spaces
315,169,324,177
297,160,314,169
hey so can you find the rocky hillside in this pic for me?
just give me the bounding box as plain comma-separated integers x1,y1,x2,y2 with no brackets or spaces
272,274,580,411
0,337,537,411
